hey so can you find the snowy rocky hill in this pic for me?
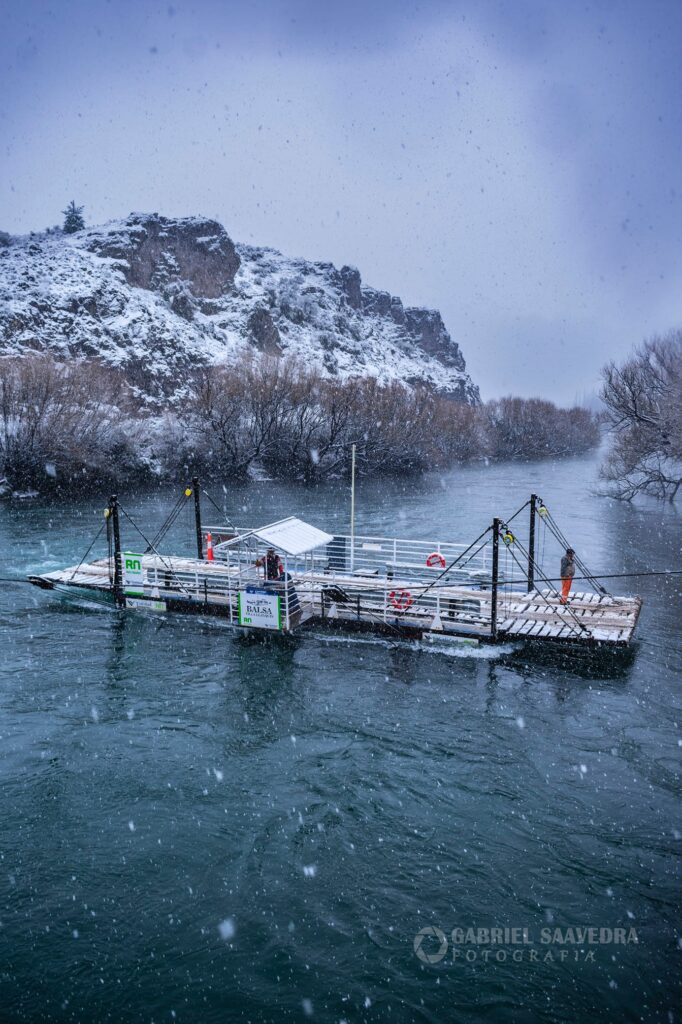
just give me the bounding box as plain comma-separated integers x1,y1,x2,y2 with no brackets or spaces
0,213,479,404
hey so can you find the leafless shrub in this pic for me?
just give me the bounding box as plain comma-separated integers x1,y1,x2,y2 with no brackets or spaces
0,352,601,493
481,397,600,461
0,354,143,492
177,356,599,483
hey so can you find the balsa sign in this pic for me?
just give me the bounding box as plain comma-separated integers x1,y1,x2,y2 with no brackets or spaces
237,589,281,630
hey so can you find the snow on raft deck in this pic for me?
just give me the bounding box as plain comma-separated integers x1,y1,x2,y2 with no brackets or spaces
29,550,642,649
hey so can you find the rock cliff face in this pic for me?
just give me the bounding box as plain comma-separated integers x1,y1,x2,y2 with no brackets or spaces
0,213,479,404
86,213,239,298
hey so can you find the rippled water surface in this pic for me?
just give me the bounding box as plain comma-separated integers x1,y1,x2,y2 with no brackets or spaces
1,455,680,1023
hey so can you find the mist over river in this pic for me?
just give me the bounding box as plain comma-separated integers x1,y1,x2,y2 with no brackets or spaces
0,453,680,1023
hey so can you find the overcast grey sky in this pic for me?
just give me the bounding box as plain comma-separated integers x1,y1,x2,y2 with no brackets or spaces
1,0,680,402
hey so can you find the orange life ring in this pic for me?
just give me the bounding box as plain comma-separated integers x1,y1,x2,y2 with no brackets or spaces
390,589,413,611
426,552,446,569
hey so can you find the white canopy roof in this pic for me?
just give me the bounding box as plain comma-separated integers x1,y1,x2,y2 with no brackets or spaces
251,517,334,556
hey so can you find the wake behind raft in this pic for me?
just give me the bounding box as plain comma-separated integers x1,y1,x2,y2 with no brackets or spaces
27,483,642,651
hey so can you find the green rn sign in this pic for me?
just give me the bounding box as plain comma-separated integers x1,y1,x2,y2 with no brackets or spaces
124,552,144,597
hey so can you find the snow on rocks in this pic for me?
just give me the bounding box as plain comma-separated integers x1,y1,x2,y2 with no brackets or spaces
0,214,479,404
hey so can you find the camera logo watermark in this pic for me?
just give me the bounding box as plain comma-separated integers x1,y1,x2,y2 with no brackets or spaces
413,925,638,965
414,926,449,964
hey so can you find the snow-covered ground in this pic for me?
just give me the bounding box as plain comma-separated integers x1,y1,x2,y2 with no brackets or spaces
0,214,479,404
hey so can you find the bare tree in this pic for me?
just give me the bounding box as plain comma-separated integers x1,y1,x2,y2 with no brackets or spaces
0,351,602,494
600,331,682,501
432,400,483,463
0,354,141,491
178,355,601,484
480,397,599,461
181,356,308,480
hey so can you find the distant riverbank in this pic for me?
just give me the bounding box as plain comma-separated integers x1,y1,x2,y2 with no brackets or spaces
0,353,599,496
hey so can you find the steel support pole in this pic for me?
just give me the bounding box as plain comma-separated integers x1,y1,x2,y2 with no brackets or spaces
491,517,500,640
110,494,124,607
284,555,290,631
350,443,356,571
192,476,203,560
528,493,537,593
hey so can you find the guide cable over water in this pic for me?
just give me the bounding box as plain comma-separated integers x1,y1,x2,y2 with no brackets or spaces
13,482,649,651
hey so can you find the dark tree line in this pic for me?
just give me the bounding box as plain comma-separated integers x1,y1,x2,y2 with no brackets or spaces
0,353,600,494
156,358,599,482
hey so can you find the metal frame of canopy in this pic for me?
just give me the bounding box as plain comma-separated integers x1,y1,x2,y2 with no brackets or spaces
212,517,334,630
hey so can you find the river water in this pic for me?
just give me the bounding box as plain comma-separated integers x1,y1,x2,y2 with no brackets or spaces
0,454,680,1023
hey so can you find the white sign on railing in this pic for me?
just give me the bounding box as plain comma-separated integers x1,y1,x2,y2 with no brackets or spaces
124,552,144,597
237,589,281,630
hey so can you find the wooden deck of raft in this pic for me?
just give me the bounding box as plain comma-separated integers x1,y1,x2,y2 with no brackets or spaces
33,553,642,648
496,589,641,644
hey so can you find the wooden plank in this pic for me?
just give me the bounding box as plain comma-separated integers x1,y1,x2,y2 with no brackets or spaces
590,627,619,641
492,609,627,629
518,620,540,636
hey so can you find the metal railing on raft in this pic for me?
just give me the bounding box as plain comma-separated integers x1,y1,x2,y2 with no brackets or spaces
200,528,491,582
137,546,501,636
139,559,499,633
108,489,591,639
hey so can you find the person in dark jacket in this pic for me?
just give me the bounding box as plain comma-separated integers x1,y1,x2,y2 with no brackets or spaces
256,547,283,581
560,548,575,604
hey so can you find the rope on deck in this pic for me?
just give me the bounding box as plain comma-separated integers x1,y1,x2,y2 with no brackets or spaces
67,519,107,583
145,489,189,553
119,505,195,598
498,528,591,637
539,503,610,596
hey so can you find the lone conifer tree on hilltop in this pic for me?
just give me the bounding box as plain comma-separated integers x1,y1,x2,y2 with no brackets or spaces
62,201,85,234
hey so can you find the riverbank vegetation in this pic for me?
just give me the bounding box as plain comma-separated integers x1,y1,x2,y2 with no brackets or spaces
600,329,682,502
0,354,600,495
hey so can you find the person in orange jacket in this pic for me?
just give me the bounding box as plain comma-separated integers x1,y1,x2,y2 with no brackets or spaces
560,548,575,604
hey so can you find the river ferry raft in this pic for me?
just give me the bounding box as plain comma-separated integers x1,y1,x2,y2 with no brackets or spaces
27,486,641,650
